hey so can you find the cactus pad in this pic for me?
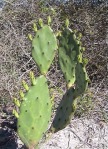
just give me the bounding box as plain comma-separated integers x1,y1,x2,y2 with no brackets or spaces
58,28,81,88
74,62,89,98
32,25,58,74
50,88,77,133
17,75,51,148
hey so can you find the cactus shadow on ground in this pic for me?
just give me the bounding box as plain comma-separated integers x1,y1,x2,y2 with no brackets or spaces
0,126,18,149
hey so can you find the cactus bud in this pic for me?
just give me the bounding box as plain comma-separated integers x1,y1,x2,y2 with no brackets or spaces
39,18,43,27
22,80,29,91
47,16,51,26
29,71,36,85
13,109,19,118
33,23,37,32
28,34,33,41
13,98,20,107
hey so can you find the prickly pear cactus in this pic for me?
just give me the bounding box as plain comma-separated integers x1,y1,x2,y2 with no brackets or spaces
32,18,58,75
13,72,52,149
58,27,82,88
50,88,77,133
13,17,89,143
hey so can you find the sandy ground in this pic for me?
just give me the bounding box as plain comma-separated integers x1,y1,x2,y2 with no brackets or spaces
40,119,108,149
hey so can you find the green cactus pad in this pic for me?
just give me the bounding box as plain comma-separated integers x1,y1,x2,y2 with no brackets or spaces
17,75,51,148
50,87,77,133
74,62,89,98
32,25,58,74
58,28,82,88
